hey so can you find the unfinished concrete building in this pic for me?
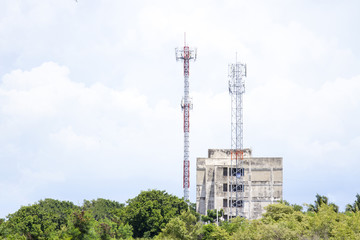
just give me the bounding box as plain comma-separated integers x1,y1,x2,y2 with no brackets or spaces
196,149,283,220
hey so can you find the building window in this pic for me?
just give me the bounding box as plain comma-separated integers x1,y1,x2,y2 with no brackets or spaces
223,198,228,207
230,200,243,208
230,184,244,192
223,167,228,176
231,168,244,177
223,183,228,192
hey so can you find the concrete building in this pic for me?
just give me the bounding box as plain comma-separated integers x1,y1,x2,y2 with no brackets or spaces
196,149,283,220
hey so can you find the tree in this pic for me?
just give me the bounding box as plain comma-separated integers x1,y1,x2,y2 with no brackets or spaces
263,203,295,222
201,209,224,224
201,223,231,240
95,217,133,240
262,203,309,239
280,200,303,212
122,189,188,238
307,204,339,239
307,194,339,213
81,198,132,239
97,221,112,240
220,216,247,235
67,210,96,240
156,211,202,240
0,218,6,238
5,198,78,239
291,204,304,212
82,198,124,221
188,202,201,221
232,219,266,240
346,194,360,212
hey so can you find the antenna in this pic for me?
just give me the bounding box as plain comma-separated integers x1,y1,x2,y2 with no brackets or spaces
175,34,197,202
228,54,246,218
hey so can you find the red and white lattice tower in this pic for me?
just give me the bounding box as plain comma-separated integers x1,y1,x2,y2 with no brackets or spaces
175,34,197,201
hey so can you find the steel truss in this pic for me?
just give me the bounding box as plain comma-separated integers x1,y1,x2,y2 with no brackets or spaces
228,57,246,217
175,35,197,201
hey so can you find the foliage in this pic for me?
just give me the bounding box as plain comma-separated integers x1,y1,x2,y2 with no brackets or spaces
280,200,303,212
4,198,78,239
155,210,201,240
229,200,360,239
263,203,295,222
0,198,131,240
201,209,224,223
83,198,124,221
201,223,230,240
122,190,188,238
346,194,360,212
67,210,96,240
95,218,133,240
188,202,201,221
82,198,132,239
219,216,246,235
2,193,360,239
0,218,5,237
307,193,339,213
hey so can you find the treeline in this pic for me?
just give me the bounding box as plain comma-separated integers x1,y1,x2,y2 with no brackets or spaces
0,191,360,239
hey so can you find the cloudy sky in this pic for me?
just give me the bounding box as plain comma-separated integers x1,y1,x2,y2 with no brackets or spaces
1,0,360,217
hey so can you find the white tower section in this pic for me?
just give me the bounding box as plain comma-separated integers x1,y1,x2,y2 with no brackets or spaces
228,55,247,217
175,35,197,201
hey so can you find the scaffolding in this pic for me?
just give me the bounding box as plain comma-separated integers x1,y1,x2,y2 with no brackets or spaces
175,34,197,201
228,55,247,217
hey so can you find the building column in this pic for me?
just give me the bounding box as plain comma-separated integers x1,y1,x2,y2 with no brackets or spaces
248,159,252,219
270,167,274,204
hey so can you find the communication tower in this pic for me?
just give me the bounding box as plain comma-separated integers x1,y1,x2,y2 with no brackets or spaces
228,54,247,217
175,34,197,201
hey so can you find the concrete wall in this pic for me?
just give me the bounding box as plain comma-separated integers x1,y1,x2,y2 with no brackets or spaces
196,149,283,220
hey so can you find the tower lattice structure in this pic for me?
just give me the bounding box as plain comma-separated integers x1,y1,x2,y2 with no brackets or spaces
175,35,197,201
228,56,247,217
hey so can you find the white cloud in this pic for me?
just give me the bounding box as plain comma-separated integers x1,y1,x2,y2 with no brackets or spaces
246,74,360,155
0,62,71,119
1,0,360,216
0,61,184,216
50,126,99,150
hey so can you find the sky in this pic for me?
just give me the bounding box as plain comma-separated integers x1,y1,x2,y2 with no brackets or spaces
1,0,360,218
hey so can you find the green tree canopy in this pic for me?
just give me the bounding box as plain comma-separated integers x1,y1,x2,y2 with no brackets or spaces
122,189,188,238
346,194,360,212
155,210,202,240
67,210,96,240
201,209,224,224
307,194,339,213
3,192,360,239
4,198,78,239
82,198,124,221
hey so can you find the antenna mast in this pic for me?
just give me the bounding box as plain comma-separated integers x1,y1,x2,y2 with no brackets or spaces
228,54,247,217
175,34,197,201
